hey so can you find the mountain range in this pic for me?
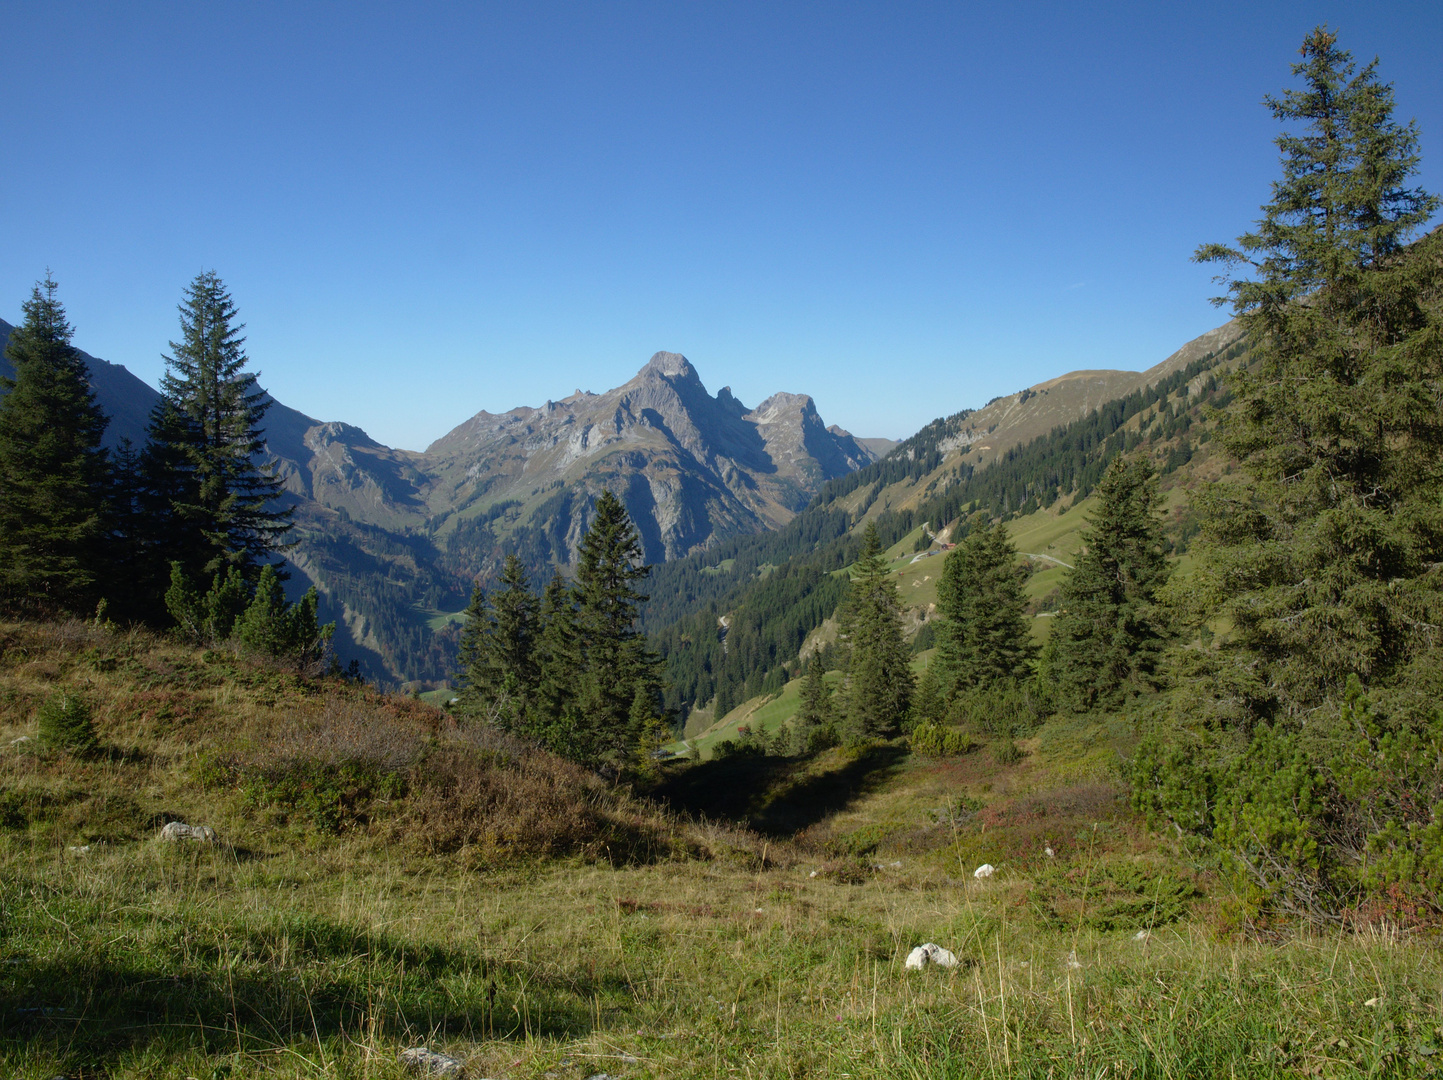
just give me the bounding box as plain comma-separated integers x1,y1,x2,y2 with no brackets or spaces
1,312,1245,687
0,320,895,680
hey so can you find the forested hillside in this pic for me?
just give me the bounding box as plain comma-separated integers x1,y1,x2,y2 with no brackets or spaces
646,324,1251,722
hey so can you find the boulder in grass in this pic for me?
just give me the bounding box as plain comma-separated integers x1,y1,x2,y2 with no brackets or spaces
973,863,995,879
160,821,216,843
399,1046,465,1077
905,942,960,970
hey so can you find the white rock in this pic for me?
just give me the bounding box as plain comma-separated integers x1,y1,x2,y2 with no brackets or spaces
399,1046,465,1077
1364,997,1380,1008
974,863,995,879
1044,846,1055,858
929,946,960,968
905,942,959,970
160,821,216,843
808,870,819,878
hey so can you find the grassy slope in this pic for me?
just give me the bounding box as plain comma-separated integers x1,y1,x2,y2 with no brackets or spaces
689,480,1210,757
4,620,1439,1079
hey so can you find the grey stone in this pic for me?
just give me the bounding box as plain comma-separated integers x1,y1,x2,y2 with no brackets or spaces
399,1046,465,1077
160,821,216,843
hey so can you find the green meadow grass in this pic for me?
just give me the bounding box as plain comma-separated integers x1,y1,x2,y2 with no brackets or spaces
3,619,1440,1079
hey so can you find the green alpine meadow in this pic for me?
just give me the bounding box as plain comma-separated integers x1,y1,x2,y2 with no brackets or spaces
3,23,1443,1080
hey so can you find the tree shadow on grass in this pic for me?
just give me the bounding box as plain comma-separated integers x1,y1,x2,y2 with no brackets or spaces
647,743,909,837
0,913,593,1072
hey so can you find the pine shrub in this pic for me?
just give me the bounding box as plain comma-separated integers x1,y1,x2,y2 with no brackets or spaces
37,692,97,754
993,739,1025,766
908,722,977,758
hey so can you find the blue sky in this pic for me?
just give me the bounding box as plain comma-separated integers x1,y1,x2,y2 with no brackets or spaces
3,2,1440,451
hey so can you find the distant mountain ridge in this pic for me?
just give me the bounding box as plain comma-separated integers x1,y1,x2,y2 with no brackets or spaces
0,322,885,681
0,311,1246,688
418,351,879,563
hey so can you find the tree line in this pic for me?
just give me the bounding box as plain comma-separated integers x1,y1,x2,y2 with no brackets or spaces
721,449,1172,759
0,271,331,665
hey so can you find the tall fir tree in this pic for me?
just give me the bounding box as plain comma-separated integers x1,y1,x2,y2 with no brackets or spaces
1195,26,1437,312
0,275,110,615
837,521,913,743
571,490,663,766
149,271,291,586
1046,457,1170,711
1186,26,1443,721
1132,28,1443,918
933,515,1036,696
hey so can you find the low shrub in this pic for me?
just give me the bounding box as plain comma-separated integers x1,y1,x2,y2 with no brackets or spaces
1028,857,1200,931
37,692,97,754
909,722,977,758
994,739,1026,765
241,758,405,834
950,681,1049,738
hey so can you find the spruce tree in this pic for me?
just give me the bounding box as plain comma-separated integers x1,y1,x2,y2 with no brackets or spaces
1188,26,1443,719
104,438,155,622
1132,28,1443,917
135,398,207,617
1047,458,1170,711
1195,26,1436,311
533,571,583,754
233,563,331,664
571,491,663,766
837,521,913,743
788,651,834,754
456,554,542,732
933,515,1036,696
150,271,290,585
0,275,110,615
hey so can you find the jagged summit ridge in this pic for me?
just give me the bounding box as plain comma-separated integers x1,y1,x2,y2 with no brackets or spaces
420,351,880,561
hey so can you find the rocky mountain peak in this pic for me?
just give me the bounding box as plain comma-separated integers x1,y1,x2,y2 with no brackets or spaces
716,386,748,417
748,391,818,425
640,351,697,380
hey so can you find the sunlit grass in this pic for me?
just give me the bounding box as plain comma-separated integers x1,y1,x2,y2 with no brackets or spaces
3,618,1441,1079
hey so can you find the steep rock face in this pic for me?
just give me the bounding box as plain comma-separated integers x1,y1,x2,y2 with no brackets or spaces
420,351,877,562
295,421,429,530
